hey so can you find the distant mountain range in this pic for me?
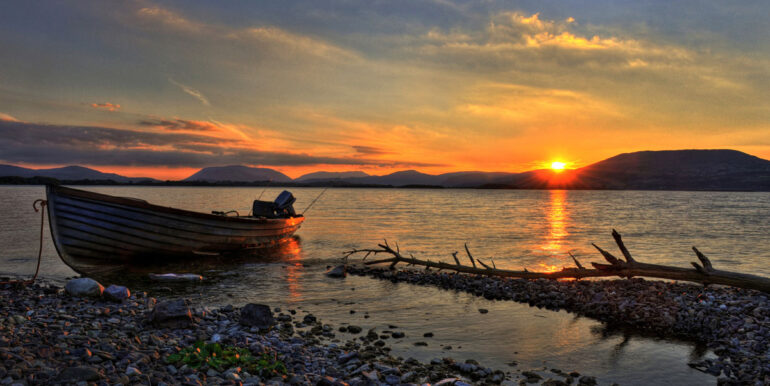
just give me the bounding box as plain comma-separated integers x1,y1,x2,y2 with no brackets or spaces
2,149,769,190
0,165,158,183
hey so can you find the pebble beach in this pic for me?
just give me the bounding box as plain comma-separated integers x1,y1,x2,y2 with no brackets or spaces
2,264,770,385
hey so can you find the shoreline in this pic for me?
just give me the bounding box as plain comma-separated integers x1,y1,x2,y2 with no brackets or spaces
0,279,601,386
347,265,770,385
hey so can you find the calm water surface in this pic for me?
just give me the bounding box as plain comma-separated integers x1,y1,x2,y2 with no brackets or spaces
2,186,769,385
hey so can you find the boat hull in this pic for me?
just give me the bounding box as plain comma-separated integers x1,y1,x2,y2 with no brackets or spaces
45,185,304,266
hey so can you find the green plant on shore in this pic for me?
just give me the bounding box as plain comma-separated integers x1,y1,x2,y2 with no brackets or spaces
165,341,286,377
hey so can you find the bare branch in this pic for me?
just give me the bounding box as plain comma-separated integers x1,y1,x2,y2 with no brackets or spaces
611,229,636,263
464,243,477,268
692,247,714,272
568,251,585,270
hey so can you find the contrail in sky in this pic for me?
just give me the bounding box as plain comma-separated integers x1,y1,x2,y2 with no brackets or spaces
169,78,210,106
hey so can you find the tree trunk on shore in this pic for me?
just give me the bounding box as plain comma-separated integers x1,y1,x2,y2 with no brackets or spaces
344,229,770,293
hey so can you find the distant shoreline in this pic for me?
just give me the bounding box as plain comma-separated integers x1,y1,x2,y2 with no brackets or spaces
1,176,769,192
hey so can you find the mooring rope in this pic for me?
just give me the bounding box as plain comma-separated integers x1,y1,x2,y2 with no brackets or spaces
0,199,46,285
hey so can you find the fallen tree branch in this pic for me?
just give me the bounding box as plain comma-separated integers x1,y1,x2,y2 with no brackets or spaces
344,229,770,293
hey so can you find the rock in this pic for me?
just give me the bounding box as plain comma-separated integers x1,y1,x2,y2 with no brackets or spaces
338,351,359,364
147,299,194,329
226,372,242,381
65,278,104,298
578,375,597,385
522,371,542,380
103,285,130,302
317,376,348,386
423,332,434,338
239,304,275,330
326,265,347,278
391,332,405,339
58,367,101,382
347,325,362,334
478,308,489,314
148,273,203,282
125,366,142,376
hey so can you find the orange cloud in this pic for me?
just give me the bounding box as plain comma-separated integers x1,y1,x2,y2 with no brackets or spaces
0,112,18,121
90,102,121,112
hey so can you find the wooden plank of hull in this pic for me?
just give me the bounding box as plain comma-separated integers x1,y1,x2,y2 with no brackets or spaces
55,196,302,234
45,185,304,265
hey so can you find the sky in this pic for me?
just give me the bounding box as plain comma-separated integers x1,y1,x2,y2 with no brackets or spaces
0,1,768,180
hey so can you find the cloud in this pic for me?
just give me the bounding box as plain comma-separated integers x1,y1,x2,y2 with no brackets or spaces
133,5,357,62
352,145,389,155
90,102,121,112
415,11,694,72
139,118,218,132
0,112,18,122
0,119,436,168
168,79,210,106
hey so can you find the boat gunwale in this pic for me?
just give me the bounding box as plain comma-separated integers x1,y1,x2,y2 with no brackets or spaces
48,184,304,225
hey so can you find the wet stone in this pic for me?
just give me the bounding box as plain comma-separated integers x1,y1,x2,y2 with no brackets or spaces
103,285,130,302
65,278,103,298
239,304,275,330
147,299,194,329
58,366,101,382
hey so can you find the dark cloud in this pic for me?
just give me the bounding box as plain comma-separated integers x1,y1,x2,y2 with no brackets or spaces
352,145,389,155
139,118,218,131
0,120,441,168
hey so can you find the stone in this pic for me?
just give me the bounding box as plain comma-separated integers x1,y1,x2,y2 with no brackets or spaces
58,367,101,382
578,375,597,386
125,367,142,376
103,285,130,302
240,304,275,330
65,278,104,298
338,351,359,364
226,372,242,381
147,299,194,329
346,325,362,334
326,265,347,278
391,332,405,339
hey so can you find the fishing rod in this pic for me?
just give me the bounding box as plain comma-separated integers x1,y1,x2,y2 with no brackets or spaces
256,179,272,200
301,187,328,215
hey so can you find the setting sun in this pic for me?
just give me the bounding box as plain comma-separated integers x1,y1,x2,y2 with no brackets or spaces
551,161,566,171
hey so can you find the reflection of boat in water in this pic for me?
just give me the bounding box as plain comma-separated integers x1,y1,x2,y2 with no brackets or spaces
45,184,304,272
59,236,305,286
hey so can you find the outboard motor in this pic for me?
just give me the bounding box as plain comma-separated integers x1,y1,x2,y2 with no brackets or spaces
252,199,276,217
274,190,296,216
251,190,297,218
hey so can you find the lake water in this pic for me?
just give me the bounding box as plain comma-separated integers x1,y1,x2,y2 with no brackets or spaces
2,186,769,385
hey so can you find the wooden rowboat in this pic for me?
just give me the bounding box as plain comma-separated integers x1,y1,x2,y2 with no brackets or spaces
45,185,304,268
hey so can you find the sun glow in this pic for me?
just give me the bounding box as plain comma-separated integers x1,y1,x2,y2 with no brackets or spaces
550,161,566,171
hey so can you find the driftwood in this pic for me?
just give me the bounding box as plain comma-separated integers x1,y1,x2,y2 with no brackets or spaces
344,229,770,293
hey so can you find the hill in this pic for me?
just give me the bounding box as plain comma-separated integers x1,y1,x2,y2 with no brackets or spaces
491,149,770,190
0,165,157,183
183,165,292,183
295,171,369,182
